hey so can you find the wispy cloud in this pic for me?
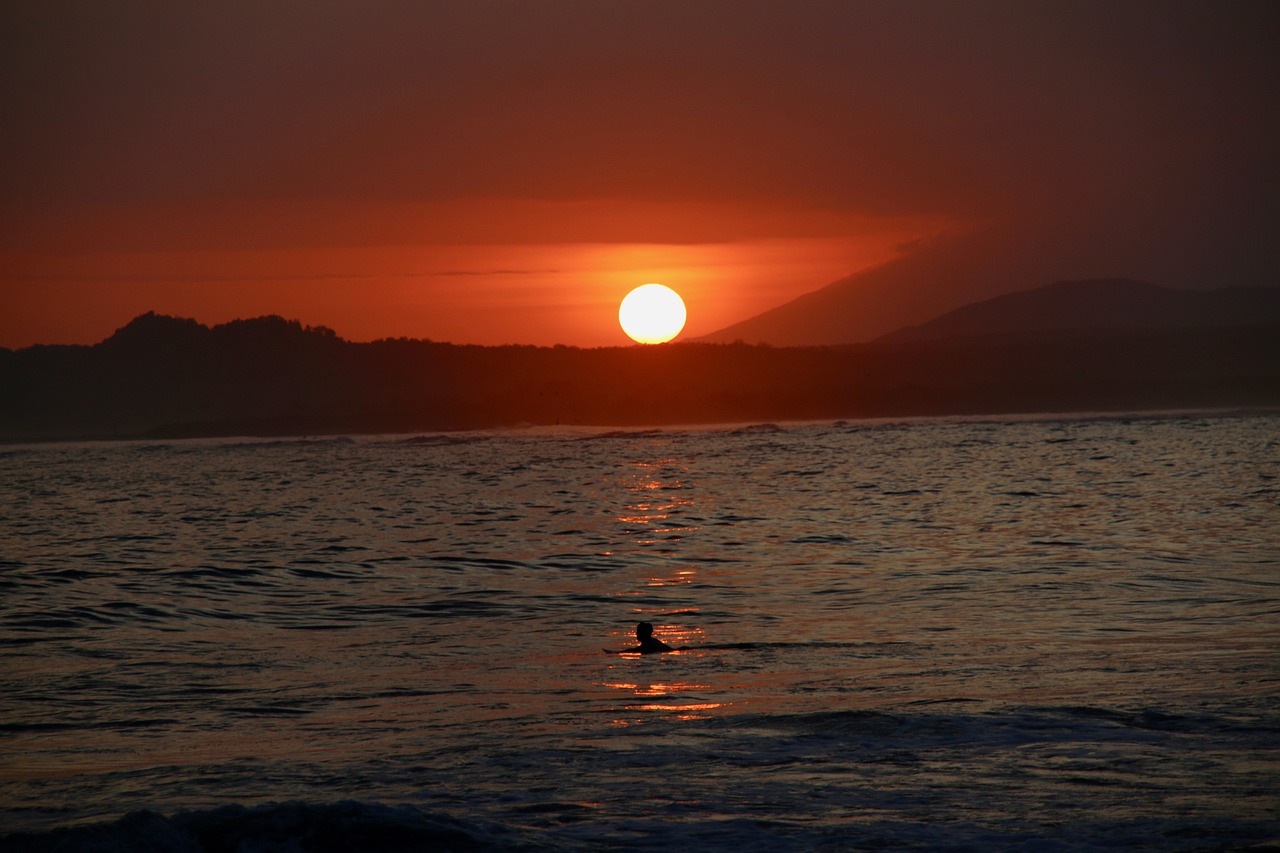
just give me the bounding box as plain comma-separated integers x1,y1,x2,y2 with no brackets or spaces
430,269,561,277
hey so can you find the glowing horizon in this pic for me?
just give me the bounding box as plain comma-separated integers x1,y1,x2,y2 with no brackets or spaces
0,231,923,349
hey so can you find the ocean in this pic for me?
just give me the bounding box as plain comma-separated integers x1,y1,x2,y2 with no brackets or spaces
1,414,1277,851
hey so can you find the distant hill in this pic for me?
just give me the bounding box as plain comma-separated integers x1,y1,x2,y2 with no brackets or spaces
878,280,1280,342
698,230,1054,345
698,226,1280,346
2,311,1278,441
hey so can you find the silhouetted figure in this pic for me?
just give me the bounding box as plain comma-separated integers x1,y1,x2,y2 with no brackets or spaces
631,621,674,654
599,617,680,650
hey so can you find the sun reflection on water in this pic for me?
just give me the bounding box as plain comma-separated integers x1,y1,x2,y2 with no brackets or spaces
616,457,700,545
602,451,726,723
645,569,697,587
600,678,725,723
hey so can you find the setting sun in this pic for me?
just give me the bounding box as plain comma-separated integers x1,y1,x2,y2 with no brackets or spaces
619,284,687,344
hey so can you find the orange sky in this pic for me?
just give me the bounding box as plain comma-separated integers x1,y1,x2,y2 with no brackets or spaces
1,199,948,347
2,2,1276,348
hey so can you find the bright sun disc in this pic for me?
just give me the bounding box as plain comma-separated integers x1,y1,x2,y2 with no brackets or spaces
619,284,687,344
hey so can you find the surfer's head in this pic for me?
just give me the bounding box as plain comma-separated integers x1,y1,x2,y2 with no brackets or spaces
636,621,654,640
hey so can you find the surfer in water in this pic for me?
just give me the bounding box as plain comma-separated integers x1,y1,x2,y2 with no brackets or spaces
632,621,673,653
606,621,674,654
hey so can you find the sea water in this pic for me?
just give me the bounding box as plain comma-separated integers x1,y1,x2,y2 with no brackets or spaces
1,415,1277,851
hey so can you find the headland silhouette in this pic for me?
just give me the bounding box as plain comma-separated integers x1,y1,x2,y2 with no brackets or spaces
1,281,1277,441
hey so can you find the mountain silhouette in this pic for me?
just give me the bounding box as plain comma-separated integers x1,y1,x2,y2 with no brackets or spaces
877,280,1280,342
699,226,1280,346
698,231,1053,345
2,306,1277,442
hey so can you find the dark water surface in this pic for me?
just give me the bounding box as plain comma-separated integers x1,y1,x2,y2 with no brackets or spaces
2,415,1278,850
